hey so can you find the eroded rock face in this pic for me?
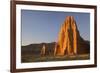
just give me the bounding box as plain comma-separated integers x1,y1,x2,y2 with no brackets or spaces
54,16,79,56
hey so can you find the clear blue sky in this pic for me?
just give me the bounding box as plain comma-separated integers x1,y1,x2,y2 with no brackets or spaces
21,10,90,46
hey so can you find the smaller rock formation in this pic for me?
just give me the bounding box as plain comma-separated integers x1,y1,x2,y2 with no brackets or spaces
41,44,46,56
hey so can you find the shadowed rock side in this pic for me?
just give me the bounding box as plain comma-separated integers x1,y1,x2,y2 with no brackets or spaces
54,16,90,56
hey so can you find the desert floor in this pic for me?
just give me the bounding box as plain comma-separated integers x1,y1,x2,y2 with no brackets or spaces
21,54,90,63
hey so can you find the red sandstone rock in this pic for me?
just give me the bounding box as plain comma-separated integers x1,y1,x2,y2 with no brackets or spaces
54,16,79,56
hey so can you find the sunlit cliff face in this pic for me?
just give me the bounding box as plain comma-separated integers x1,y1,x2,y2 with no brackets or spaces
54,16,79,56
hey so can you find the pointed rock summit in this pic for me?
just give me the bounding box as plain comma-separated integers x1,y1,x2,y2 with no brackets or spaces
54,16,89,56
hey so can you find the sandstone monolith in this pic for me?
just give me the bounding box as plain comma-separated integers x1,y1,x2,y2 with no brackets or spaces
54,16,79,56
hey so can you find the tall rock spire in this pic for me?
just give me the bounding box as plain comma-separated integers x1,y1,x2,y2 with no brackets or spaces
54,16,79,56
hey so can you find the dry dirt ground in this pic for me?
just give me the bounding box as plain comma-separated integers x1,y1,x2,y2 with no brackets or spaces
21,54,90,63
